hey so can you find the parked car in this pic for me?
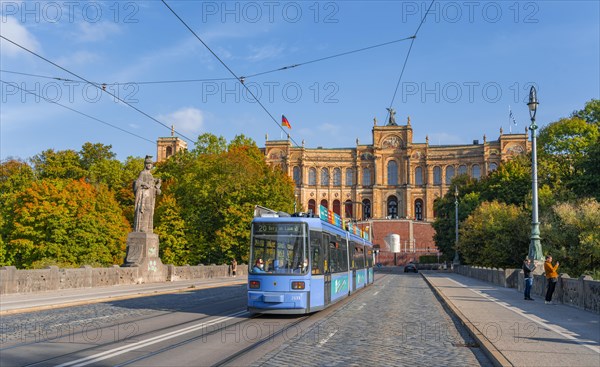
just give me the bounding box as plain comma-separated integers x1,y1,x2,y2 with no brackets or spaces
404,263,418,273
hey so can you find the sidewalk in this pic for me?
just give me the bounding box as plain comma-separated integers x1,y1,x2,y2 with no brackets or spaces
0,276,247,314
423,272,600,367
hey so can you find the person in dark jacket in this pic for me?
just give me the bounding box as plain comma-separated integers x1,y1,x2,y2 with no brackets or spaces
522,257,536,301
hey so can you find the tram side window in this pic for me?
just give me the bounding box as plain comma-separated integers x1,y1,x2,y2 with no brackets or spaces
328,241,339,273
338,239,348,272
366,247,373,267
354,246,364,269
310,231,323,275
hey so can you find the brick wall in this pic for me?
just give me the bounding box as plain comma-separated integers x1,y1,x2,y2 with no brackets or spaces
370,219,437,265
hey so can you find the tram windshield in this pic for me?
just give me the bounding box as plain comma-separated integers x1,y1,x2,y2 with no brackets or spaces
250,222,307,274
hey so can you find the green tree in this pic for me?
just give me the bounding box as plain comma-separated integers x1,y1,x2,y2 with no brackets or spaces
432,174,482,262
155,193,189,265
30,149,86,180
479,155,531,206
80,142,116,170
571,99,600,126
541,199,600,278
3,179,129,268
457,201,530,268
0,160,35,265
157,134,294,265
538,116,599,199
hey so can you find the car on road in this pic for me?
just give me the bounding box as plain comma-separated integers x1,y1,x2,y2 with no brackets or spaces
404,263,418,273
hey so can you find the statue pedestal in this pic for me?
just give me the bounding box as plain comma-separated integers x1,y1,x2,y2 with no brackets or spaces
123,232,165,283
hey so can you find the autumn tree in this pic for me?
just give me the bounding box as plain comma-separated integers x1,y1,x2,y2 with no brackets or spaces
2,179,129,268
158,133,295,265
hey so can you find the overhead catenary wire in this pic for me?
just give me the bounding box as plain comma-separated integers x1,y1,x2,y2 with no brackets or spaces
161,0,300,147
1,35,414,87
386,0,436,122
0,79,155,144
0,35,195,144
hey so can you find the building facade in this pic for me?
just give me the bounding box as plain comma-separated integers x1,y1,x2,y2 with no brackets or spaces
262,117,529,223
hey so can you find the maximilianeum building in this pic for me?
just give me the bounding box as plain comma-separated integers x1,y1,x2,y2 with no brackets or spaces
262,116,530,223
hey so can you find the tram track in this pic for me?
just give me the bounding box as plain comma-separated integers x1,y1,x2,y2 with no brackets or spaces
2,290,246,352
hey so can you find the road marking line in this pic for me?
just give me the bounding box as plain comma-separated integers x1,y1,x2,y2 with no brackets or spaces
55,310,248,367
317,330,338,347
446,278,600,354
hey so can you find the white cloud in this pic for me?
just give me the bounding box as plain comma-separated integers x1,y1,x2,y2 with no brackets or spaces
246,44,285,62
0,17,40,57
157,107,205,135
55,50,99,67
74,22,121,42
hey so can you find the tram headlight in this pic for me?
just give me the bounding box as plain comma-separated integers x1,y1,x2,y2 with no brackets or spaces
291,281,305,290
249,280,260,289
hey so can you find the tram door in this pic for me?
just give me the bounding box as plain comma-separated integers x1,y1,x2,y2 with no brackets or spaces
352,245,357,292
323,233,331,305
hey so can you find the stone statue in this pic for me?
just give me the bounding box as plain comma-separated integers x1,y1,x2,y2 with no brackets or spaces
133,155,161,233
386,108,397,126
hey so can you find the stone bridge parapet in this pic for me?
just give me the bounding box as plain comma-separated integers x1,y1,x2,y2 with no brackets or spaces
454,265,599,314
0,263,247,295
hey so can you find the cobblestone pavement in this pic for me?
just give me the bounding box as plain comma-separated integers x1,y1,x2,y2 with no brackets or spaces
252,271,492,367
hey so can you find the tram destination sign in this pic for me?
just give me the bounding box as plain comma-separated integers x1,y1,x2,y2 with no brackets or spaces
254,223,303,235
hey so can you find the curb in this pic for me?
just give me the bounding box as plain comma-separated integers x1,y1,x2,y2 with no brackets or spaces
421,272,513,367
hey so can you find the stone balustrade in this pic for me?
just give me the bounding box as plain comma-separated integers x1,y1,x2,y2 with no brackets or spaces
454,265,600,314
0,263,247,295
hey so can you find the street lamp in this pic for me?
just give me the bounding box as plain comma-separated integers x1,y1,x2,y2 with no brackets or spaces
453,186,460,265
527,86,543,262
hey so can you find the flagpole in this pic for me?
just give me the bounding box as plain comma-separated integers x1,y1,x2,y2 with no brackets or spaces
509,105,512,134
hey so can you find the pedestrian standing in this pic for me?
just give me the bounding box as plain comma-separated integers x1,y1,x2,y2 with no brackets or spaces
522,257,536,301
231,258,238,277
544,255,559,304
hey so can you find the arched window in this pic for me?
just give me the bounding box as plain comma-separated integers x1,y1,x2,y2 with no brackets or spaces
362,199,371,219
321,168,330,186
472,164,481,179
387,196,398,219
362,168,371,186
309,168,316,185
333,168,341,186
433,198,440,218
433,166,442,185
344,200,353,218
415,199,423,221
345,168,354,186
445,166,455,185
458,164,467,175
166,146,173,157
387,160,398,185
293,166,301,186
489,162,498,172
333,200,341,216
308,199,316,215
320,199,328,209
415,166,423,185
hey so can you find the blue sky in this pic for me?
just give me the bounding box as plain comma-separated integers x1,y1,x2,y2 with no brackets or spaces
1,0,599,161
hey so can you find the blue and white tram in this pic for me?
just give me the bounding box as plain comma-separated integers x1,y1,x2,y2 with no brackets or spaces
247,205,375,314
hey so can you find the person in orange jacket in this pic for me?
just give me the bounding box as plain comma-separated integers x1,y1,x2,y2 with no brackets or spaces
544,255,559,304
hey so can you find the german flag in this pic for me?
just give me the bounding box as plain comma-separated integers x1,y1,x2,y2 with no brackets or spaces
282,115,291,129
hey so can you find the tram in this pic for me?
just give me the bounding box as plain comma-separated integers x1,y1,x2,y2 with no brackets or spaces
247,205,375,314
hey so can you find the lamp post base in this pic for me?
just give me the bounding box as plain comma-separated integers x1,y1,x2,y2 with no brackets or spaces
529,222,543,262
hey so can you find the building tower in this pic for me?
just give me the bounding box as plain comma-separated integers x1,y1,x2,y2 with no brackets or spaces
156,125,188,163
